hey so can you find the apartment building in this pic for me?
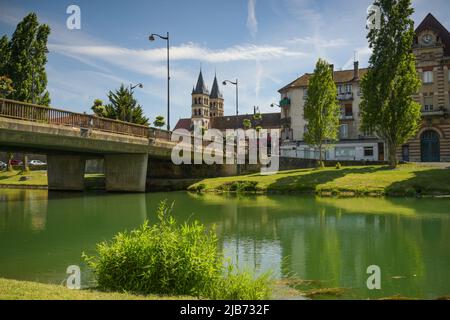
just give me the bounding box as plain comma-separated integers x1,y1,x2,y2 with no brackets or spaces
278,13,450,163
399,13,450,162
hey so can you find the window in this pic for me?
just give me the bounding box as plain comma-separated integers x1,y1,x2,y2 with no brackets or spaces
339,124,348,139
338,85,345,94
448,70,450,82
424,96,434,111
364,147,374,157
335,147,356,158
423,71,433,84
303,89,308,100
346,84,352,93
344,104,353,117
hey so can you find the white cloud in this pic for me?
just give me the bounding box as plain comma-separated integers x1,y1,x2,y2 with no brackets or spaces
342,46,372,70
247,0,258,37
286,36,348,48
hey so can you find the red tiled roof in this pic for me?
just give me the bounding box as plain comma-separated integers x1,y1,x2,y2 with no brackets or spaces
174,118,191,131
279,68,368,93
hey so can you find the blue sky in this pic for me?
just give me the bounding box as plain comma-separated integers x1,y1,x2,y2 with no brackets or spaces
0,0,449,128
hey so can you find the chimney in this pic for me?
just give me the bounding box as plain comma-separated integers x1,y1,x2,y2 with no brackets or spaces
330,64,334,80
354,61,359,79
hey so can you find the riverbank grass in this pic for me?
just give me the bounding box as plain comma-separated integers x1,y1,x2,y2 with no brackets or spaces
0,171,105,189
0,278,191,300
188,164,450,196
0,170,47,186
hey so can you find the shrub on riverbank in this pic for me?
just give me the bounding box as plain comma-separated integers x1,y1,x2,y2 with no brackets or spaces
83,201,272,299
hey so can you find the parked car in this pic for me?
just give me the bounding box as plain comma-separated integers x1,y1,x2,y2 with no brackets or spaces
0,161,6,170
10,159,23,166
29,160,46,166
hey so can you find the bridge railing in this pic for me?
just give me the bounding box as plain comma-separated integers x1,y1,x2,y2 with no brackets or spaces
0,98,152,138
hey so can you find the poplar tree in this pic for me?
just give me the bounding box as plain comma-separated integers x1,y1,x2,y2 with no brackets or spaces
303,58,340,164
360,0,421,168
3,13,51,105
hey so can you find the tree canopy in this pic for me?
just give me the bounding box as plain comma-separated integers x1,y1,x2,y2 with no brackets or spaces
153,116,165,128
360,0,421,168
91,84,149,125
303,58,340,163
0,13,51,105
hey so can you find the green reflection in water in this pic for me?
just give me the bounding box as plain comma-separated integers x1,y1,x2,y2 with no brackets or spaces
0,189,449,299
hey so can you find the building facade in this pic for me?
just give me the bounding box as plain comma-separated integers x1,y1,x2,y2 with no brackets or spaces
398,13,450,162
278,62,385,161
278,13,450,163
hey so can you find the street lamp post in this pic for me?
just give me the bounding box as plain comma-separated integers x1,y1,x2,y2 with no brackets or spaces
149,32,170,131
223,79,239,116
129,83,144,123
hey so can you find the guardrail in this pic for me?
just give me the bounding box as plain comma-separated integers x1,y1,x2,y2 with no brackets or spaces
0,98,170,139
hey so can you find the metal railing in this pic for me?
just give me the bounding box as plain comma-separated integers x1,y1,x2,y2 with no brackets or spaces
0,98,158,139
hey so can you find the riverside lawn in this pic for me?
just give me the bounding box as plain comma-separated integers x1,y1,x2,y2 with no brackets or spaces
188,164,450,197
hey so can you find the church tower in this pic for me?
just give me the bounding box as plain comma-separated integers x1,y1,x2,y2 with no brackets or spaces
191,70,210,129
209,73,224,117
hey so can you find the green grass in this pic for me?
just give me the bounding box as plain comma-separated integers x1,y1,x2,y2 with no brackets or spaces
0,278,192,300
0,171,104,188
188,164,450,197
0,170,48,186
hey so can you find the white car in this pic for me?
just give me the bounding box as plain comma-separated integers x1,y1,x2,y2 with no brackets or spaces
0,161,6,170
29,160,46,166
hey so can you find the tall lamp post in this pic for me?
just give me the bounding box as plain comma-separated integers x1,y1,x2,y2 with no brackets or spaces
223,79,239,116
149,32,170,131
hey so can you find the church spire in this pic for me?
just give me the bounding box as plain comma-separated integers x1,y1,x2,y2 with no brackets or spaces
192,69,209,95
210,73,223,99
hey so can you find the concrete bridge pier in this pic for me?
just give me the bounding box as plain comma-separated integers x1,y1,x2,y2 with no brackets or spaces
105,154,148,192
47,154,86,191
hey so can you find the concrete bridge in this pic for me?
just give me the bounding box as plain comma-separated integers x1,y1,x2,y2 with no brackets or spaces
0,98,182,192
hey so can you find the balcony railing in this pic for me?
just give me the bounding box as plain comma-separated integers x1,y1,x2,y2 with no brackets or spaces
337,92,353,101
280,98,291,107
340,113,354,120
422,107,445,116
281,117,291,127
0,98,155,138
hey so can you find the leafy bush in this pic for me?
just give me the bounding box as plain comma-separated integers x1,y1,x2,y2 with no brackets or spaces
83,201,271,299
219,181,258,192
335,162,341,169
189,183,206,192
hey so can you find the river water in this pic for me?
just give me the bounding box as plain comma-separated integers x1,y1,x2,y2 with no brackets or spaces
0,189,449,299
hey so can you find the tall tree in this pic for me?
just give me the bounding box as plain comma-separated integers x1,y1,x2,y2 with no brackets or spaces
4,13,51,105
0,35,10,74
360,0,421,168
303,59,340,164
92,85,149,125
